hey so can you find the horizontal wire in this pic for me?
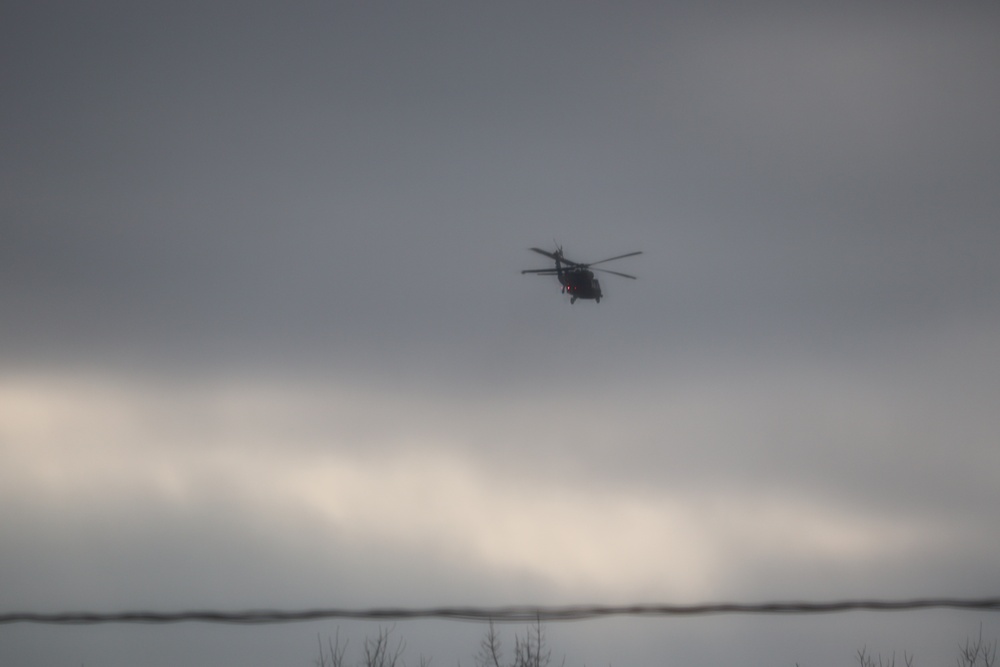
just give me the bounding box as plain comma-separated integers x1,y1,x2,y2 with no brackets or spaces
2,598,999,625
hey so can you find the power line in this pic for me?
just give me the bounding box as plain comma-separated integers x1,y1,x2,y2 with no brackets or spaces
3,598,999,625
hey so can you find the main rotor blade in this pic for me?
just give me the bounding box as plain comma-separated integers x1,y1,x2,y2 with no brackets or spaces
521,268,560,274
587,251,642,267
528,247,586,268
592,267,637,279
529,247,561,261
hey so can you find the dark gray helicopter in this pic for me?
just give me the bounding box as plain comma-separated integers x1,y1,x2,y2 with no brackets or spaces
522,246,641,303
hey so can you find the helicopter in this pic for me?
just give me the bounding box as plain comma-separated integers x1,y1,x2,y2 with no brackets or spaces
522,246,642,303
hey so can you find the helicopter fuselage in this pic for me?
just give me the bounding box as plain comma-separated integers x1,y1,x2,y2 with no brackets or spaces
559,268,602,302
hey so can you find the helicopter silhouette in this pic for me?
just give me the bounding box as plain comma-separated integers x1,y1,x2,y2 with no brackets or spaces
522,246,641,303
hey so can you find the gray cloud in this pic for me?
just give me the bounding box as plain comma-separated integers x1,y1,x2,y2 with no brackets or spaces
2,2,999,666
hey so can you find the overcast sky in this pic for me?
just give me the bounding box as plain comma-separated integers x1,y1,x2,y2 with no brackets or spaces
2,2,999,666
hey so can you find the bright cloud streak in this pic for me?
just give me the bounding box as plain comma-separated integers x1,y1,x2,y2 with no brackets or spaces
0,372,960,602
